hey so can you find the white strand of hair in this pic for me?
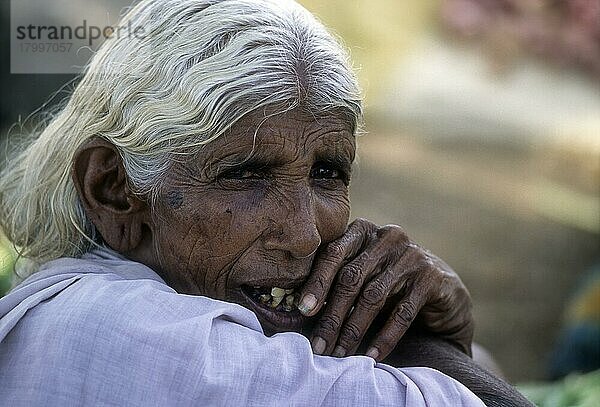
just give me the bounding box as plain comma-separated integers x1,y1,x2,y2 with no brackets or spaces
0,0,362,277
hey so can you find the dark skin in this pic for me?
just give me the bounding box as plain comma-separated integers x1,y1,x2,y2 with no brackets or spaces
72,107,472,357
383,328,534,407
72,108,532,405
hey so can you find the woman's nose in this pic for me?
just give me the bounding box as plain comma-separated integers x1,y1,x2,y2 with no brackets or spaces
262,190,322,259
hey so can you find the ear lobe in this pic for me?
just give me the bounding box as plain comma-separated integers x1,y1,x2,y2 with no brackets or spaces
72,138,150,253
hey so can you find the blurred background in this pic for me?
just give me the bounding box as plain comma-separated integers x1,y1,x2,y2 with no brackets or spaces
1,0,599,397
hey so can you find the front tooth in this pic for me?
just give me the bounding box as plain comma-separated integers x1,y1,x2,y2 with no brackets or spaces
271,295,284,308
284,288,294,295
285,295,295,306
271,287,285,298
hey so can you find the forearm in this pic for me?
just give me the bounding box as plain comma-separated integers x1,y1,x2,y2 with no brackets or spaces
383,329,533,407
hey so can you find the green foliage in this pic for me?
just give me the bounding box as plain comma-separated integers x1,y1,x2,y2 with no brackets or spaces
518,370,600,407
0,238,15,297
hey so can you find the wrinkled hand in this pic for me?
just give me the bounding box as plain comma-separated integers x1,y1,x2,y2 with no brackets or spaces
298,218,473,361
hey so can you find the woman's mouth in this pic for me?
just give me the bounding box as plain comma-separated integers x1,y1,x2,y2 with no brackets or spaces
240,284,309,333
246,286,299,311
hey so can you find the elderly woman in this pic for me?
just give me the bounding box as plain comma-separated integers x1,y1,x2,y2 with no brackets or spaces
0,0,531,406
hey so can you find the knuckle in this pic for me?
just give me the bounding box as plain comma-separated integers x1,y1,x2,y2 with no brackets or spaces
352,218,377,234
418,258,434,273
339,322,362,347
422,254,435,269
339,263,363,289
409,249,432,272
392,302,417,329
377,224,408,243
324,240,346,259
391,313,410,330
353,217,371,228
402,301,417,317
361,280,387,308
315,314,342,338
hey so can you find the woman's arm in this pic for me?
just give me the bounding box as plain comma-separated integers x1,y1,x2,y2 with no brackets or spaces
383,328,534,407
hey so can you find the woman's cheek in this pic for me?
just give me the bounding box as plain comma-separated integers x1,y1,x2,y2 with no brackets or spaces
315,192,351,243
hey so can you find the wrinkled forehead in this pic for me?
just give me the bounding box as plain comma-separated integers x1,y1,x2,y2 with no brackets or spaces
197,109,356,169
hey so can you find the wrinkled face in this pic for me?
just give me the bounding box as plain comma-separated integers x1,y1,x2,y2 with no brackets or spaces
151,108,355,334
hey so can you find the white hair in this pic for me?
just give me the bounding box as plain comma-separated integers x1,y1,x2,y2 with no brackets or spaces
0,0,362,274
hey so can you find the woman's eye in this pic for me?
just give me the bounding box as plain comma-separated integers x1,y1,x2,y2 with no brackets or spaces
310,163,348,184
221,168,263,180
311,166,339,179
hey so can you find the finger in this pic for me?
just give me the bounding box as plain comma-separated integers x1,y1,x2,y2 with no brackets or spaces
333,268,397,356
298,218,375,317
324,226,412,356
310,248,382,355
364,245,433,361
365,288,428,361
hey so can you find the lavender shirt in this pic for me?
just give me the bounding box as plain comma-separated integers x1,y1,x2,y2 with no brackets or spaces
0,248,484,406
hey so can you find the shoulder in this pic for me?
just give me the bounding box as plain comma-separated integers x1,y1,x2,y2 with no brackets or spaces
10,251,264,337
43,267,264,344
1,262,266,405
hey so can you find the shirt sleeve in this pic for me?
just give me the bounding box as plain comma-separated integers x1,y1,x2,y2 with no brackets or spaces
0,274,485,406
200,315,485,406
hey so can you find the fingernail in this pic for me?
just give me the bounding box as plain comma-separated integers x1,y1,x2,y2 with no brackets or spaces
311,336,326,354
366,347,379,360
332,346,346,358
298,293,317,315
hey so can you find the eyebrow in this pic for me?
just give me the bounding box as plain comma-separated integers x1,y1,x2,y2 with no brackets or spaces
213,150,287,176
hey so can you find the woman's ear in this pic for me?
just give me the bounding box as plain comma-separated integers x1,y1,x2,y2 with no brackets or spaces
72,138,151,254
